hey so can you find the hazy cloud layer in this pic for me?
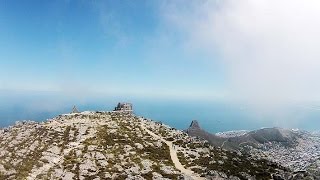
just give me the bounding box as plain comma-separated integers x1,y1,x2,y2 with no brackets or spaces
161,0,320,108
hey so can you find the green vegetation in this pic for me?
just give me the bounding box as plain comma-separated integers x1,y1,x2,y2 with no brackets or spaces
14,127,52,179
60,126,71,153
185,145,289,179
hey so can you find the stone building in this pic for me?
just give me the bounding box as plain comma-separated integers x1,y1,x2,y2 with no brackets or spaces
114,103,133,112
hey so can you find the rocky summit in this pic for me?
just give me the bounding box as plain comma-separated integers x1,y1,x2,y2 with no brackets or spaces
0,111,310,180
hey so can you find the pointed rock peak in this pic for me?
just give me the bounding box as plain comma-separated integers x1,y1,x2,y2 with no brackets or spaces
189,120,200,129
71,105,80,114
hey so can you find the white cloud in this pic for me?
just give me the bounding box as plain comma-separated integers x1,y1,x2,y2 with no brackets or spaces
161,0,320,108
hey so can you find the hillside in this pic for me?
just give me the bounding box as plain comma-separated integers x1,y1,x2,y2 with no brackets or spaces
0,111,302,179
186,120,299,150
186,120,320,179
0,112,184,179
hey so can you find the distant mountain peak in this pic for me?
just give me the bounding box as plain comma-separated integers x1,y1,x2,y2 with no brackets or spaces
189,120,200,129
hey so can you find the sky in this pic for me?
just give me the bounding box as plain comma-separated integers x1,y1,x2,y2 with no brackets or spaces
0,0,224,100
1,0,320,128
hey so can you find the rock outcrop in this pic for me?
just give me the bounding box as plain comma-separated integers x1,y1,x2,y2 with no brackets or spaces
186,120,226,148
189,120,200,129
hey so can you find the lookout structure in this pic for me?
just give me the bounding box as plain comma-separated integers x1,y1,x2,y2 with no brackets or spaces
71,105,80,114
114,102,133,112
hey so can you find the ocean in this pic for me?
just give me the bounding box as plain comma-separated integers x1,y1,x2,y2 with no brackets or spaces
0,92,319,132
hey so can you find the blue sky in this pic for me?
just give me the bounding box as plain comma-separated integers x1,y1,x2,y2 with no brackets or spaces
0,0,224,100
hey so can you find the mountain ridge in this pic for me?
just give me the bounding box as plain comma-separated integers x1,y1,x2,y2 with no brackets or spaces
0,111,312,179
185,120,320,179
186,120,299,150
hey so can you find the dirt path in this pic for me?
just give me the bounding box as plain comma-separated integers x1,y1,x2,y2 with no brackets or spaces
141,123,204,180
221,140,227,148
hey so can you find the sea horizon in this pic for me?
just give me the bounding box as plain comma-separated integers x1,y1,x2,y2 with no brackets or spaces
1,92,319,133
